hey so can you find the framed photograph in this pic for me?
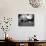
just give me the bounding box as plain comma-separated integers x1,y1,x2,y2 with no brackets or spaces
18,14,34,26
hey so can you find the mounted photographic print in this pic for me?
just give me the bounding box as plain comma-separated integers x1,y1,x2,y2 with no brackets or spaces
18,14,34,26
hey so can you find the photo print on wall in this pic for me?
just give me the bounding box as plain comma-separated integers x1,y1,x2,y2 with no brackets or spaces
18,14,34,26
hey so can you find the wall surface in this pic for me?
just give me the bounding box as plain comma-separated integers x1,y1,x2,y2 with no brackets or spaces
0,0,46,40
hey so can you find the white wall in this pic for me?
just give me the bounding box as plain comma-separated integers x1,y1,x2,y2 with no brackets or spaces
0,0,46,40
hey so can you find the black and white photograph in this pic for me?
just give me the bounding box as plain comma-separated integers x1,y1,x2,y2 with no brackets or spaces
18,14,34,26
